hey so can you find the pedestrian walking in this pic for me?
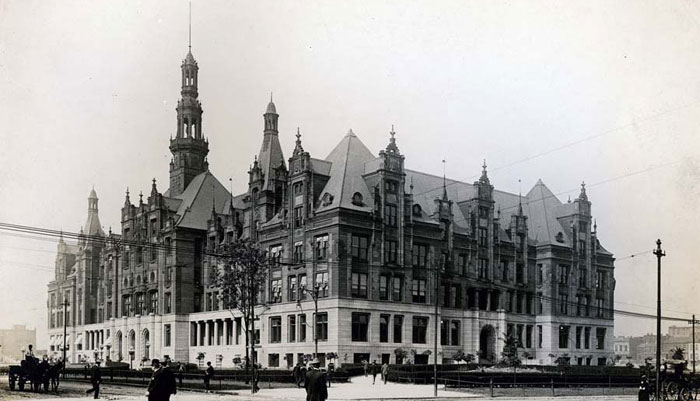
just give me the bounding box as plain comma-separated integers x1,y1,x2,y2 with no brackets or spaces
292,362,303,388
371,360,379,384
177,364,184,388
85,360,101,399
304,358,328,401
327,362,335,388
362,359,368,377
381,362,389,384
204,361,214,392
147,359,177,401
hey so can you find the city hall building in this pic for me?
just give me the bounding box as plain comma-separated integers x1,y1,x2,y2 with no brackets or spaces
47,45,615,368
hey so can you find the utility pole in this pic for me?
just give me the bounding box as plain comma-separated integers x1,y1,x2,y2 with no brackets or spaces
653,239,665,401
434,258,439,398
62,297,68,371
689,315,699,374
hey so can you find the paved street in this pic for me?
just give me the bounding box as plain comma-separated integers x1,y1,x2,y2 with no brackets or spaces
0,376,638,401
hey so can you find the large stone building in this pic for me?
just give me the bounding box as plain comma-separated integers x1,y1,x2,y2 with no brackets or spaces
0,325,37,363
47,44,616,368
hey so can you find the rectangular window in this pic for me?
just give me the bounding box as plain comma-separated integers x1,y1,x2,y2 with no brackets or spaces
597,298,605,318
392,277,402,301
579,269,587,287
379,314,389,343
379,275,389,300
559,264,570,284
537,264,543,285
596,328,606,350
393,315,403,343
351,234,369,261
270,279,282,303
270,316,282,343
451,285,461,308
412,279,426,303
412,316,428,344
560,294,569,315
268,354,279,368
537,292,543,314
351,313,370,342
351,272,368,298
526,325,533,348
315,313,328,341
478,228,488,247
501,260,509,282
385,204,398,227
385,240,398,263
458,254,468,275
538,325,543,348
299,314,307,342
412,244,428,267
293,242,304,263
440,319,448,345
478,259,488,279
294,207,303,228
596,270,605,288
559,325,570,349
164,292,171,314
288,315,296,342
289,276,297,302
164,324,171,347
315,235,329,261
299,275,307,300
579,240,587,258
451,320,460,346
315,272,329,297
584,327,591,349
516,264,524,284
269,244,283,266
385,180,398,193
576,326,582,349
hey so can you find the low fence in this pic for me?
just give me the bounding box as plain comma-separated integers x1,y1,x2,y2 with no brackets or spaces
58,366,349,391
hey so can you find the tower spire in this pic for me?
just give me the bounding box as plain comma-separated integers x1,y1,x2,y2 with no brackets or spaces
188,2,192,51
442,159,448,201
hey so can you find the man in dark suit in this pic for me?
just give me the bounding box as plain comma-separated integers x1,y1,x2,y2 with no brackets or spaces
304,358,328,401
85,360,101,399
147,359,177,401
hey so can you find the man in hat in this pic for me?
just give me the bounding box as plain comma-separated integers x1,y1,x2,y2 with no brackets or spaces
204,361,215,393
147,359,177,401
304,358,328,401
85,360,101,399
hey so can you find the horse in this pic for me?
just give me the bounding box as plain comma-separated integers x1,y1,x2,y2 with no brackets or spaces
49,360,64,392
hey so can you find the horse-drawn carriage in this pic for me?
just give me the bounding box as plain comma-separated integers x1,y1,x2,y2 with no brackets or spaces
645,360,697,401
8,355,63,392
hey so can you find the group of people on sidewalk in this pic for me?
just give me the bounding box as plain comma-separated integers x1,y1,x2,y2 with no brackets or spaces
362,359,390,384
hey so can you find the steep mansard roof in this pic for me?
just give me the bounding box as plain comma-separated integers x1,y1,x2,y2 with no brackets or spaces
164,171,233,230
311,132,608,250
315,129,375,214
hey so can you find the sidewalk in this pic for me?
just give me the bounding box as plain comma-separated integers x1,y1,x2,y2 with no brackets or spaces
226,374,479,400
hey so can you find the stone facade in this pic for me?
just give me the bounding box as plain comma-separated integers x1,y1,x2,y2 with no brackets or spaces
47,45,615,368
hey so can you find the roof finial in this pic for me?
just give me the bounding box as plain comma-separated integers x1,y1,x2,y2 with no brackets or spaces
410,176,414,194
442,159,448,200
296,127,301,141
188,2,192,51
270,92,273,103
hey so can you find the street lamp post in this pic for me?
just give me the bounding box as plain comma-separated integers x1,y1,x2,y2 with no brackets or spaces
62,297,69,368
653,239,665,401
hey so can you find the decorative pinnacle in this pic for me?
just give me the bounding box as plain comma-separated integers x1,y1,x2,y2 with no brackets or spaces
296,127,301,141
390,124,395,140
188,2,192,51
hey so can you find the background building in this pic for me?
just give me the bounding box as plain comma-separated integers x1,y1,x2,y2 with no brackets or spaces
47,44,616,368
0,325,37,363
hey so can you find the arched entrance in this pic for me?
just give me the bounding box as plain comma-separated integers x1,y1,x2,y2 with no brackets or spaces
142,329,150,361
115,331,123,361
479,325,496,364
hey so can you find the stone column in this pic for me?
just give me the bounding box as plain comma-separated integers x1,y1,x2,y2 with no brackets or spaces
486,290,492,311
223,319,229,346
204,321,210,346
213,320,219,346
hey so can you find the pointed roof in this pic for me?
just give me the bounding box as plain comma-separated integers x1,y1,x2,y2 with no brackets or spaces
167,171,233,230
84,189,105,237
316,130,375,213
266,100,277,114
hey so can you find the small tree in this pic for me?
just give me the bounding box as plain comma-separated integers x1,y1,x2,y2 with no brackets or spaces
214,238,272,392
394,348,408,365
196,352,206,368
549,353,571,375
671,347,685,360
501,332,521,382
452,350,466,363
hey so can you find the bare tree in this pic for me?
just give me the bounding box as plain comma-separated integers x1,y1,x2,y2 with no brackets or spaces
213,238,271,393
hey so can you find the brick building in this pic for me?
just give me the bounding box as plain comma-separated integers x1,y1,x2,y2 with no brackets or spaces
47,44,615,367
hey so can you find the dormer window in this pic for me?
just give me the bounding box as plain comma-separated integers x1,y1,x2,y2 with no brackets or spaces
555,232,565,243
412,204,422,217
385,180,398,194
351,192,364,206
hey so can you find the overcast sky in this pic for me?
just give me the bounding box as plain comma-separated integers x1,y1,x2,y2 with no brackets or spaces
1,0,699,347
